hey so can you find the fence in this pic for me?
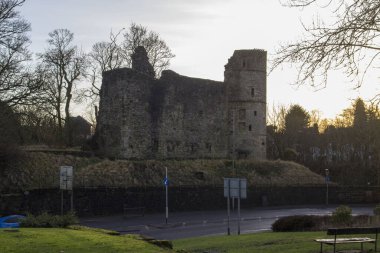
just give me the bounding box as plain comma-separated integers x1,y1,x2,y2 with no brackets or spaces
1,185,379,216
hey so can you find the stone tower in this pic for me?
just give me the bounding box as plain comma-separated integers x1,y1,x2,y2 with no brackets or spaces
95,47,154,159
224,49,267,159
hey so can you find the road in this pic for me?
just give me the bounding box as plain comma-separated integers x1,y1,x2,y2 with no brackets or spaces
80,205,374,240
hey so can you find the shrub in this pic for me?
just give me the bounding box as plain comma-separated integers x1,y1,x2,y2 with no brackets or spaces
272,215,319,232
21,212,78,228
283,148,298,161
374,204,380,216
272,214,371,232
332,205,352,226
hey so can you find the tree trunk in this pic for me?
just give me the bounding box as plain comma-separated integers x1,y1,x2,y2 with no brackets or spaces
56,104,63,144
65,92,72,147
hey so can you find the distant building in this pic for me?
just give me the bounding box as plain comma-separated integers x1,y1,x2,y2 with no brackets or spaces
95,46,267,160
70,116,92,146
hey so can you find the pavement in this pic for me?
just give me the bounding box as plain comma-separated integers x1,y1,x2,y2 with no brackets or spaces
80,205,375,240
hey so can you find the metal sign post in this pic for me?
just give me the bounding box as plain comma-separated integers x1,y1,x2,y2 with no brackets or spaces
224,178,247,236
227,179,231,235
232,110,236,212
61,189,64,215
325,169,329,206
238,179,241,235
164,167,169,224
70,190,74,212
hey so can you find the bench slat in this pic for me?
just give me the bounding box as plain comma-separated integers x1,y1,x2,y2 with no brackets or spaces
327,227,380,235
316,238,376,244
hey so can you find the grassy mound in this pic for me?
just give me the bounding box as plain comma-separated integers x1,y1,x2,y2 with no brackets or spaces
1,152,101,190
0,227,174,253
1,152,325,191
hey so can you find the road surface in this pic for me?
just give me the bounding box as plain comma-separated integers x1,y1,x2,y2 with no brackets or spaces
81,205,374,240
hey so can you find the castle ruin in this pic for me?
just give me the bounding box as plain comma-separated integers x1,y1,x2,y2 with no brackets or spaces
95,46,267,160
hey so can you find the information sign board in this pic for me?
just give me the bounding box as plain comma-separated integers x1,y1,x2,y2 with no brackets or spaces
224,178,247,199
60,166,73,190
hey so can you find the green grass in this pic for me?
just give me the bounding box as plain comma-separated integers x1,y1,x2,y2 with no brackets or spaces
0,228,173,253
173,231,377,253
2,228,377,253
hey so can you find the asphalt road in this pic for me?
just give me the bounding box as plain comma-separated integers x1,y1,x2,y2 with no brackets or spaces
80,205,374,240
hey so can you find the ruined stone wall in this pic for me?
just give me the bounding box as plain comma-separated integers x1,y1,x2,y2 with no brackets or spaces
154,71,228,159
95,68,229,159
95,48,267,160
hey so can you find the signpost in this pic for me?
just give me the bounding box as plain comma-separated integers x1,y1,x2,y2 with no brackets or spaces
325,169,329,206
163,167,169,224
60,166,73,215
224,178,247,235
232,110,236,211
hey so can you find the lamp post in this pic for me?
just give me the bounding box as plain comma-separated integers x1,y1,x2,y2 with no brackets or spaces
325,169,329,206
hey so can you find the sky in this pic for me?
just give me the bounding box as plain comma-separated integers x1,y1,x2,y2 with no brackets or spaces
20,0,380,119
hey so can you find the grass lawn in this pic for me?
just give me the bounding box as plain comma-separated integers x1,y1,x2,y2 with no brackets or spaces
173,231,377,253
0,227,173,253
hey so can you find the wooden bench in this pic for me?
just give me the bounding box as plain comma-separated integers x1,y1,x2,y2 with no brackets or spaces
315,227,380,253
123,205,145,218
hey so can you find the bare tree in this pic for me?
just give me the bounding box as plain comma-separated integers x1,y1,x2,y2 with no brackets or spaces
87,30,125,97
85,23,175,124
18,103,58,145
309,109,322,129
267,103,288,133
39,29,86,146
0,0,43,106
122,23,175,78
273,0,380,89
34,63,64,138
88,24,174,95
334,107,355,128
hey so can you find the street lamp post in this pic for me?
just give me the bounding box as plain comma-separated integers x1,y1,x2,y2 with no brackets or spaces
325,169,329,206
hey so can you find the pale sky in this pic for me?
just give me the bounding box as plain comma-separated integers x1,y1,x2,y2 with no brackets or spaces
20,0,380,119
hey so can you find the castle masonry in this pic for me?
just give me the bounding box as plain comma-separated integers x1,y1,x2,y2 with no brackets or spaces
95,46,267,160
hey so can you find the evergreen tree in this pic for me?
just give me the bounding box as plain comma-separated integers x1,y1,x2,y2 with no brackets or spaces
284,104,310,151
353,98,367,130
